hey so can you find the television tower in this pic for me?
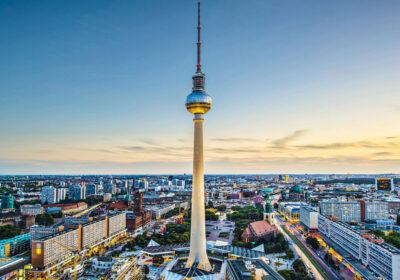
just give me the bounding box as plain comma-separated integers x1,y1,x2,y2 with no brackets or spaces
185,1,212,271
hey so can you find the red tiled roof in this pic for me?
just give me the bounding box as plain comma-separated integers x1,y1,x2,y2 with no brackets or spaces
249,220,277,237
242,227,252,238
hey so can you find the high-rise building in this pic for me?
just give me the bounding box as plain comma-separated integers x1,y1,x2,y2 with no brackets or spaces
85,183,98,196
360,201,389,221
104,182,116,195
185,2,212,271
1,194,14,210
134,179,149,191
41,186,57,204
172,179,185,189
41,187,66,204
320,199,361,223
56,188,66,202
69,185,86,201
158,179,171,186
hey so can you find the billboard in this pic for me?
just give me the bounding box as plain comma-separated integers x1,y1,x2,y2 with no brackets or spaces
375,178,393,192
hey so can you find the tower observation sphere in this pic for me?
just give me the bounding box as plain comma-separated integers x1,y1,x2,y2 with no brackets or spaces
185,73,212,115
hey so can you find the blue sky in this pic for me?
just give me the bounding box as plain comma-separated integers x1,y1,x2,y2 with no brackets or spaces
1,0,400,174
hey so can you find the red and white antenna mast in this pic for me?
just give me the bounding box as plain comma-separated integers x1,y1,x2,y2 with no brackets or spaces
196,1,202,73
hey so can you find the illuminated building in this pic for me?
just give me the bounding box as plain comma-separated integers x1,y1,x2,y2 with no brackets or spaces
319,214,400,280
31,212,126,274
0,233,30,257
320,199,361,223
359,200,389,221
375,178,394,192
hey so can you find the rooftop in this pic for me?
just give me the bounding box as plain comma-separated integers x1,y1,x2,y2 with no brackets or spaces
169,259,222,278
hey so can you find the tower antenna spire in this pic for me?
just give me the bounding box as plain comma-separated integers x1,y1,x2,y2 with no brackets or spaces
196,1,201,73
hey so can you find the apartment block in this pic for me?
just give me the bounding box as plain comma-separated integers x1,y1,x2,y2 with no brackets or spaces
107,212,126,237
360,201,389,221
318,214,400,280
299,206,318,230
32,228,80,268
21,204,43,216
81,219,107,249
31,212,127,269
151,204,175,219
320,199,361,223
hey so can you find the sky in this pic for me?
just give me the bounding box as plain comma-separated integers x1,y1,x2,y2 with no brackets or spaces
1,0,400,175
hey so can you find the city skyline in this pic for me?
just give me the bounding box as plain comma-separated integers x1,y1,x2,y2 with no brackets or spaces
1,0,400,174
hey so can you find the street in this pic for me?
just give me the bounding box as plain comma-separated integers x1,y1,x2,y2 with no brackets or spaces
274,215,324,280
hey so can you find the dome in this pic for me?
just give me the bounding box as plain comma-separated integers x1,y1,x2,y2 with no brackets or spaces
185,91,212,114
290,185,303,193
264,188,273,193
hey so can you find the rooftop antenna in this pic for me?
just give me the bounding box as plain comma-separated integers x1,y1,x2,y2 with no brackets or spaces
196,1,202,73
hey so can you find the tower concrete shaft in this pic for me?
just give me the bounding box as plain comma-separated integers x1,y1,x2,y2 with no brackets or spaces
186,113,211,271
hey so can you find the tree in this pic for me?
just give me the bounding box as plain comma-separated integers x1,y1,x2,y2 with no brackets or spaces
285,248,294,259
143,265,149,275
324,252,335,266
205,210,218,221
206,201,214,209
278,270,292,280
0,225,21,240
397,215,400,226
51,211,63,219
217,205,226,212
35,213,54,226
384,231,400,249
306,236,320,250
371,229,385,238
292,259,307,275
264,233,289,254
310,199,318,207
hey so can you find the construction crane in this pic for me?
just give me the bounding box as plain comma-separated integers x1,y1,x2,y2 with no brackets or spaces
52,240,79,280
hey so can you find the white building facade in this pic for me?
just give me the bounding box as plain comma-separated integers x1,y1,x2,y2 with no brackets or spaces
318,214,400,280
299,206,318,230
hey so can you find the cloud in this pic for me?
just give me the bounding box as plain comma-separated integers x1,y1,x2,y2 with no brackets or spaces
208,147,262,154
3,131,400,174
373,152,392,156
139,139,157,145
296,139,399,150
121,146,147,151
211,137,263,143
272,130,308,148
